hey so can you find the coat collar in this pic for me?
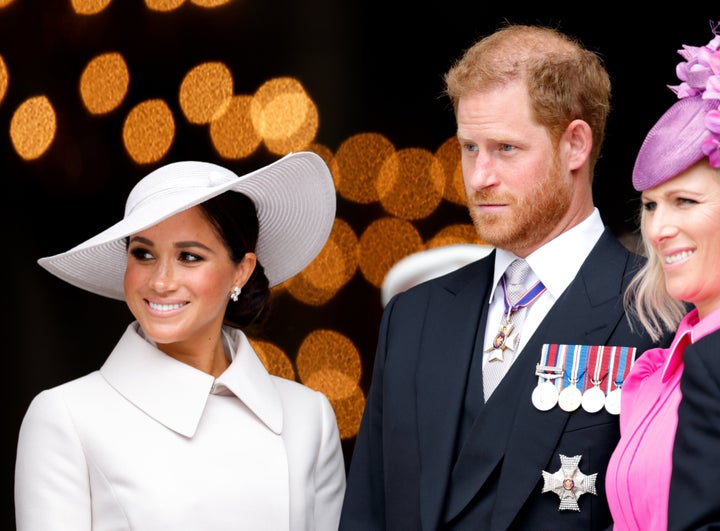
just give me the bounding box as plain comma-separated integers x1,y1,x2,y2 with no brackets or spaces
660,306,720,382
100,322,283,438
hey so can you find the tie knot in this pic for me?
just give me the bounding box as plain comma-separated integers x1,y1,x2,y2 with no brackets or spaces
505,259,531,286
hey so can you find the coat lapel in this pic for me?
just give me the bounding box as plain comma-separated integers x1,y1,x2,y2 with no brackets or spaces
101,322,283,438
416,255,495,529
101,322,215,438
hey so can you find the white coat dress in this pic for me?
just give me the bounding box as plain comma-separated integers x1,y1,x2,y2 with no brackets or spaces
15,322,346,531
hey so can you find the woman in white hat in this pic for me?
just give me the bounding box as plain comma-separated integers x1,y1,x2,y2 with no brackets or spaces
14,152,346,530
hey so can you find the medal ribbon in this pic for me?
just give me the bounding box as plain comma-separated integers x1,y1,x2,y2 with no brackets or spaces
583,345,610,392
556,344,572,392
537,343,561,384
564,344,588,390
555,344,568,392
605,346,637,394
501,277,546,317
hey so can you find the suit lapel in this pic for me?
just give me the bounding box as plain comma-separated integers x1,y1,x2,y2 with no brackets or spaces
416,256,495,529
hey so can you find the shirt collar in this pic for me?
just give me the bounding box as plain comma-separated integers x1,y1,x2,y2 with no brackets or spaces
661,310,698,381
489,208,605,303
692,304,720,341
100,322,283,438
662,305,720,381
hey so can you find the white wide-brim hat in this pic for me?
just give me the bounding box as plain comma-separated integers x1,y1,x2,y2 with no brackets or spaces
38,151,337,299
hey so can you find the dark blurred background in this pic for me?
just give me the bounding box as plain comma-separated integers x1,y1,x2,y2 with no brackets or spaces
1,1,715,527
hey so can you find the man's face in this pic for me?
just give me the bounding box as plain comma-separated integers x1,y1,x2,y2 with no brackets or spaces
457,81,574,257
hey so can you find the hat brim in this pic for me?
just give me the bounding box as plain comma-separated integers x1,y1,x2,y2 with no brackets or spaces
38,151,336,299
381,243,493,307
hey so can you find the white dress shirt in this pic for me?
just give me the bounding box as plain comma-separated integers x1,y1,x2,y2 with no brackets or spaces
482,208,606,367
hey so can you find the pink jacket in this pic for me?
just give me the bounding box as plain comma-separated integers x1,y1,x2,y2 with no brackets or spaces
606,307,720,530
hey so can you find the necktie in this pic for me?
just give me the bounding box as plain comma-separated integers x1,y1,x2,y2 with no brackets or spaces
483,259,544,400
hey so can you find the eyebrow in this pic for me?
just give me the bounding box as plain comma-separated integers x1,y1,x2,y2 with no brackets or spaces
128,236,213,251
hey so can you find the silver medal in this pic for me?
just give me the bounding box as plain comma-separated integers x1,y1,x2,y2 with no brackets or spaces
604,388,622,415
558,385,582,412
581,386,605,413
532,381,559,411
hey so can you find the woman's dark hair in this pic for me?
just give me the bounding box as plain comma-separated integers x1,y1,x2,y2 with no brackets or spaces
199,191,271,330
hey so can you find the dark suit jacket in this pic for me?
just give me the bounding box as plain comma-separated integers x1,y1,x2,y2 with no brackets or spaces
340,230,669,531
669,329,720,531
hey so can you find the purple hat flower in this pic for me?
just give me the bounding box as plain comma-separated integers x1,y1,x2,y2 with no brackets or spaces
632,21,720,191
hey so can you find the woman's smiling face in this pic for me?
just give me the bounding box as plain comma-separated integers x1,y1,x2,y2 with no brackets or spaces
123,206,247,353
641,159,720,319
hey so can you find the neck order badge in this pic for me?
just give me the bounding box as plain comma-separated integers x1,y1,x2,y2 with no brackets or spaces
486,260,546,361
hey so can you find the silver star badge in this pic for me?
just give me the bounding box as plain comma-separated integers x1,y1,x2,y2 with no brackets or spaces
542,454,597,511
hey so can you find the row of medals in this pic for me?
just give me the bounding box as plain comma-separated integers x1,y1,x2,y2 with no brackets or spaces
488,313,622,415
531,365,621,414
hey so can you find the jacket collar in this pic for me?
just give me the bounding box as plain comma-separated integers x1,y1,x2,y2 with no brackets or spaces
660,306,720,382
100,322,283,438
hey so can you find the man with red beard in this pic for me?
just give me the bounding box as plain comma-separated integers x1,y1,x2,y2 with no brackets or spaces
340,24,672,530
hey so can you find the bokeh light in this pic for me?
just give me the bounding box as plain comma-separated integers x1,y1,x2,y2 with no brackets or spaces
71,0,112,15
284,218,360,306
250,77,318,155
427,223,484,248
377,147,445,220
251,339,296,381
359,217,424,288
10,96,56,160
209,95,262,159
0,55,7,105
122,99,175,164
190,0,231,8
325,385,365,439
179,62,234,124
331,132,395,204
80,52,130,115
296,329,365,439
145,0,233,11
145,0,185,11
297,329,362,392
436,136,467,205
191,0,232,6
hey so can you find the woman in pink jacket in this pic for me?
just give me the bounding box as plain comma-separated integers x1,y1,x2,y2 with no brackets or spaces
605,22,720,530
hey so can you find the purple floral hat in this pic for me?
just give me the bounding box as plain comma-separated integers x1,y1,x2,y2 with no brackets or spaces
632,21,720,191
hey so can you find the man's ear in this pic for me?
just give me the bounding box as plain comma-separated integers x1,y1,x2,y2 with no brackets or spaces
563,119,592,171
